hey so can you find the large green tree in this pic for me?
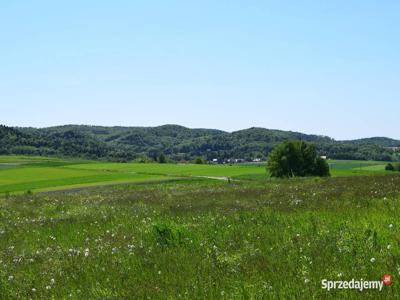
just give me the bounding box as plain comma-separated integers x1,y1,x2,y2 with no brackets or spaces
267,140,330,178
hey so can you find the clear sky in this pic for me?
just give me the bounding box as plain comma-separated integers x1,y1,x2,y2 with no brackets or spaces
1,1,399,140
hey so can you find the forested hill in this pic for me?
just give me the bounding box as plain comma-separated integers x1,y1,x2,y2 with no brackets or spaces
1,124,399,162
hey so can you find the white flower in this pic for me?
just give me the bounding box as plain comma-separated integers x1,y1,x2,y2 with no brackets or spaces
370,257,376,263
32,288,36,292
8,275,14,281
387,244,392,250
50,278,55,285
389,224,394,229
84,248,90,257
46,285,51,290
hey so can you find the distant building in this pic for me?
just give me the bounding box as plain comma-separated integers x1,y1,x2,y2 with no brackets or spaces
387,147,400,152
320,156,327,160
211,158,218,163
253,158,262,162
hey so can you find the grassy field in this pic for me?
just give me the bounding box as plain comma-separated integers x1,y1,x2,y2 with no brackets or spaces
0,173,399,298
0,156,389,194
0,157,175,194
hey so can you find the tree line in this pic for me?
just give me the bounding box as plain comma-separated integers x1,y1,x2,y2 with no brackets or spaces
1,124,399,162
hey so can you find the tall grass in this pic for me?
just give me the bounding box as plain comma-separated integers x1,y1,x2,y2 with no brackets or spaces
0,175,399,298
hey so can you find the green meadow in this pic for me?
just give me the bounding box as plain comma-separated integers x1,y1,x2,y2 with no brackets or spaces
0,170,399,298
0,156,398,299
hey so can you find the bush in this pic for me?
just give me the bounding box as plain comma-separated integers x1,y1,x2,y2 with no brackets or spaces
386,163,395,171
314,156,330,177
153,222,186,247
267,140,330,178
386,163,400,172
194,157,204,164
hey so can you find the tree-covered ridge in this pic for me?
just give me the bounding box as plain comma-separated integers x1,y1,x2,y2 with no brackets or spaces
1,124,399,162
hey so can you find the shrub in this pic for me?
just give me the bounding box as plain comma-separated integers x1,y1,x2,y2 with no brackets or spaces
386,162,400,172
267,140,330,178
314,156,330,177
194,157,204,164
153,222,186,247
386,163,395,171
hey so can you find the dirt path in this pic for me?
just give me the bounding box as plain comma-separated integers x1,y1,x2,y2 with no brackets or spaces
190,175,230,181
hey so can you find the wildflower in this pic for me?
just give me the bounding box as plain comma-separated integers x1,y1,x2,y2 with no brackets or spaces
304,278,310,283
32,288,36,292
50,278,55,285
370,257,376,263
8,275,13,281
46,285,51,290
387,244,392,250
84,248,90,257
389,224,394,229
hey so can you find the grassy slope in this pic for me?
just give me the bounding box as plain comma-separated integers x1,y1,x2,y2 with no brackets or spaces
0,175,399,298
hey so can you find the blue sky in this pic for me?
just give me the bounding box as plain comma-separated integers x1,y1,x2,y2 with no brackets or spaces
1,1,399,140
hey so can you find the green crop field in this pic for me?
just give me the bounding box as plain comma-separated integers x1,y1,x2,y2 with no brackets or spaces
0,156,390,195
0,157,176,194
328,160,387,177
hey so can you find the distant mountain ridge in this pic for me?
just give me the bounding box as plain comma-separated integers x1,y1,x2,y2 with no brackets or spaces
343,137,400,147
1,124,399,162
